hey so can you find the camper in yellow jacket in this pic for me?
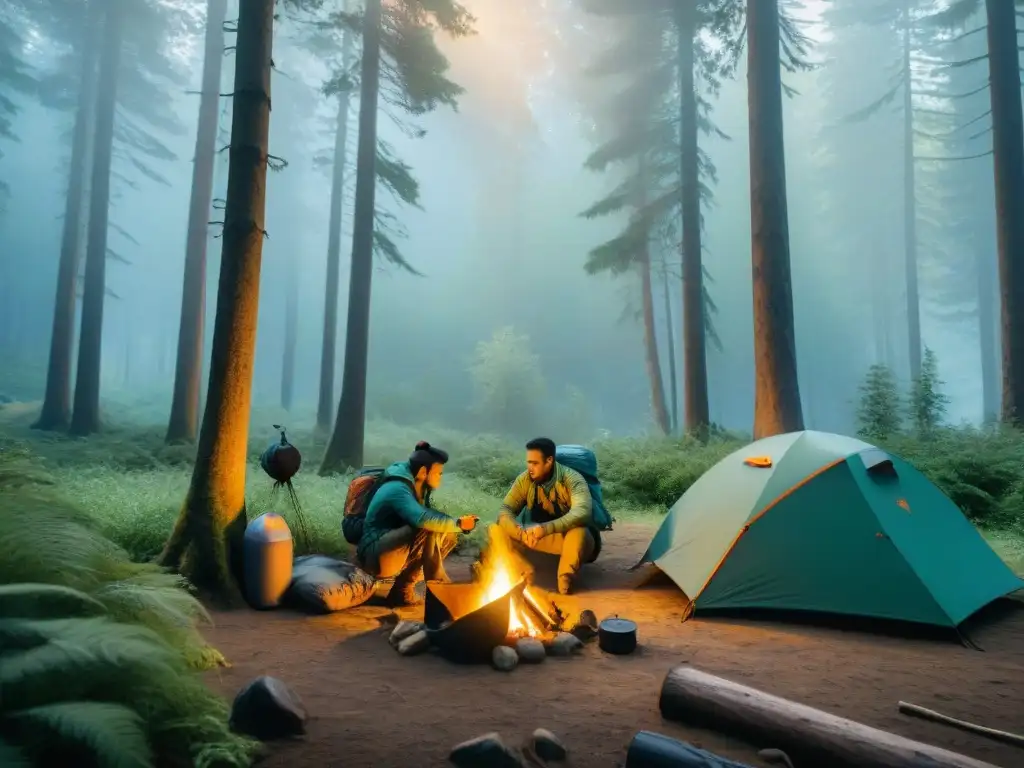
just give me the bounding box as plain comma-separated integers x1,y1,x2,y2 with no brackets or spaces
486,437,601,595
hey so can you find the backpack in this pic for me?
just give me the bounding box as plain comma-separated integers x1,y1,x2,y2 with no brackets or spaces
341,467,389,545
555,444,614,531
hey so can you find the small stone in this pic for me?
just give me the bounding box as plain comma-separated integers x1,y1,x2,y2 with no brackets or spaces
450,732,524,768
570,609,599,642
397,630,430,656
389,619,424,647
515,637,546,663
531,728,567,761
229,675,306,741
547,632,584,657
491,645,519,671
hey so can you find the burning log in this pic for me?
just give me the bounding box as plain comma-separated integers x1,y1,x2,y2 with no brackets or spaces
659,666,999,768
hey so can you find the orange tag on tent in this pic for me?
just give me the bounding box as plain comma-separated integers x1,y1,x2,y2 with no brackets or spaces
896,498,910,512
744,456,772,468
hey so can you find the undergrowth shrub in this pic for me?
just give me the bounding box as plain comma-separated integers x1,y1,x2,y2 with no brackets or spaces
0,451,257,767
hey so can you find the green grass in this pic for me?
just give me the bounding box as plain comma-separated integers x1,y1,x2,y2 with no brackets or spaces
0,398,1022,574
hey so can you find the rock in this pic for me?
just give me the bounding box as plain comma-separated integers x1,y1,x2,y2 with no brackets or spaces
389,619,424,647
229,675,306,741
570,609,599,642
515,637,546,663
450,732,524,768
547,632,584,657
396,629,430,656
531,728,568,761
491,645,519,671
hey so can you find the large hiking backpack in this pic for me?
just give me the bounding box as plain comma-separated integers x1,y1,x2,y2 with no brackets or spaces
341,467,412,545
555,444,614,531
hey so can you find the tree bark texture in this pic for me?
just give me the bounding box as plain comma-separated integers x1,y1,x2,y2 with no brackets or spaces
662,268,679,433
976,245,998,422
677,3,709,438
158,0,275,604
166,0,228,443
281,265,297,411
316,36,354,431
747,0,804,439
69,1,123,436
640,239,671,435
321,0,382,474
35,12,101,431
985,0,1024,425
901,3,921,380
659,666,997,768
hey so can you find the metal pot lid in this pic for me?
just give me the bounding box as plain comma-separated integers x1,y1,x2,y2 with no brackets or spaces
599,616,637,634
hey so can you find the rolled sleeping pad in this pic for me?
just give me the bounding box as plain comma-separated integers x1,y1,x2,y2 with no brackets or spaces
625,731,755,768
243,513,294,609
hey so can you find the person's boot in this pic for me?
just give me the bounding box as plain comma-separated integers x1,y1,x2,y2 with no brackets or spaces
557,573,574,596
386,566,424,607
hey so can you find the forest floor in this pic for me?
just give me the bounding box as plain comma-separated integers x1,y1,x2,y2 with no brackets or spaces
203,523,1024,768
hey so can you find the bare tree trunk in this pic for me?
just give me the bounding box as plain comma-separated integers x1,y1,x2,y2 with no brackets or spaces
677,3,709,439
316,28,354,431
977,246,998,423
747,0,804,439
985,0,1024,425
35,13,100,431
166,0,227,443
321,0,382,474
69,1,123,436
281,266,297,411
158,0,275,604
640,236,670,435
662,264,679,433
902,2,921,379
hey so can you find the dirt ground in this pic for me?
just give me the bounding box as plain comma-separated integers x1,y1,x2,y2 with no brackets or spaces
204,524,1024,768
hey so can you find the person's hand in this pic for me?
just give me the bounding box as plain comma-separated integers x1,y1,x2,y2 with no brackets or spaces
521,524,543,547
457,515,479,533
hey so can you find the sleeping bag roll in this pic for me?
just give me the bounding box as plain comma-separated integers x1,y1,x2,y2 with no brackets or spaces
243,513,294,609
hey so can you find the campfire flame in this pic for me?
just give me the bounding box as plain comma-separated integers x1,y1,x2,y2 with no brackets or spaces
475,529,548,638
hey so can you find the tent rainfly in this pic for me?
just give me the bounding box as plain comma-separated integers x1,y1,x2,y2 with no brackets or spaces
639,431,1023,628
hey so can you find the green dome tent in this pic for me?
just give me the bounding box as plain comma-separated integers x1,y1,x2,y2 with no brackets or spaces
638,430,1023,628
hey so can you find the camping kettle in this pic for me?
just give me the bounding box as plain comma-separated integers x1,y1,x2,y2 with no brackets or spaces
598,615,638,655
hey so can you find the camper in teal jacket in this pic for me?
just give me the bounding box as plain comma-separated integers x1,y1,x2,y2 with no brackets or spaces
357,442,478,606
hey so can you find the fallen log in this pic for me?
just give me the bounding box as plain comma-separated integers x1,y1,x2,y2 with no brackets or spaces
898,701,1024,749
658,666,998,768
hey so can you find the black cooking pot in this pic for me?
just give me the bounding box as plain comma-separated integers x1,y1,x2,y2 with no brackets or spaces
598,615,637,655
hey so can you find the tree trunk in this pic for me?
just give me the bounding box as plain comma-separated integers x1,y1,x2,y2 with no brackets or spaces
640,236,671,435
69,2,123,437
35,13,100,432
659,666,997,768
901,3,921,380
662,265,679,433
321,0,383,474
166,0,228,443
977,246,998,423
316,33,354,431
157,0,275,605
281,267,297,411
747,0,804,439
986,0,1024,425
677,3,709,439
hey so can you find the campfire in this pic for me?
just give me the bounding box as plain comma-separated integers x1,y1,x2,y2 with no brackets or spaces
473,533,561,639
417,530,571,663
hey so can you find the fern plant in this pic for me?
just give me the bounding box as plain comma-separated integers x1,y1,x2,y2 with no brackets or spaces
0,452,258,767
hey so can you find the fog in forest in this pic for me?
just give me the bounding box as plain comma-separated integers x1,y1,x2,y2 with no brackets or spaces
0,0,1005,446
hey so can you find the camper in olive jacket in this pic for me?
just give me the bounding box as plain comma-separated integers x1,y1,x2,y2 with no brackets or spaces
486,437,601,595
357,442,478,607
